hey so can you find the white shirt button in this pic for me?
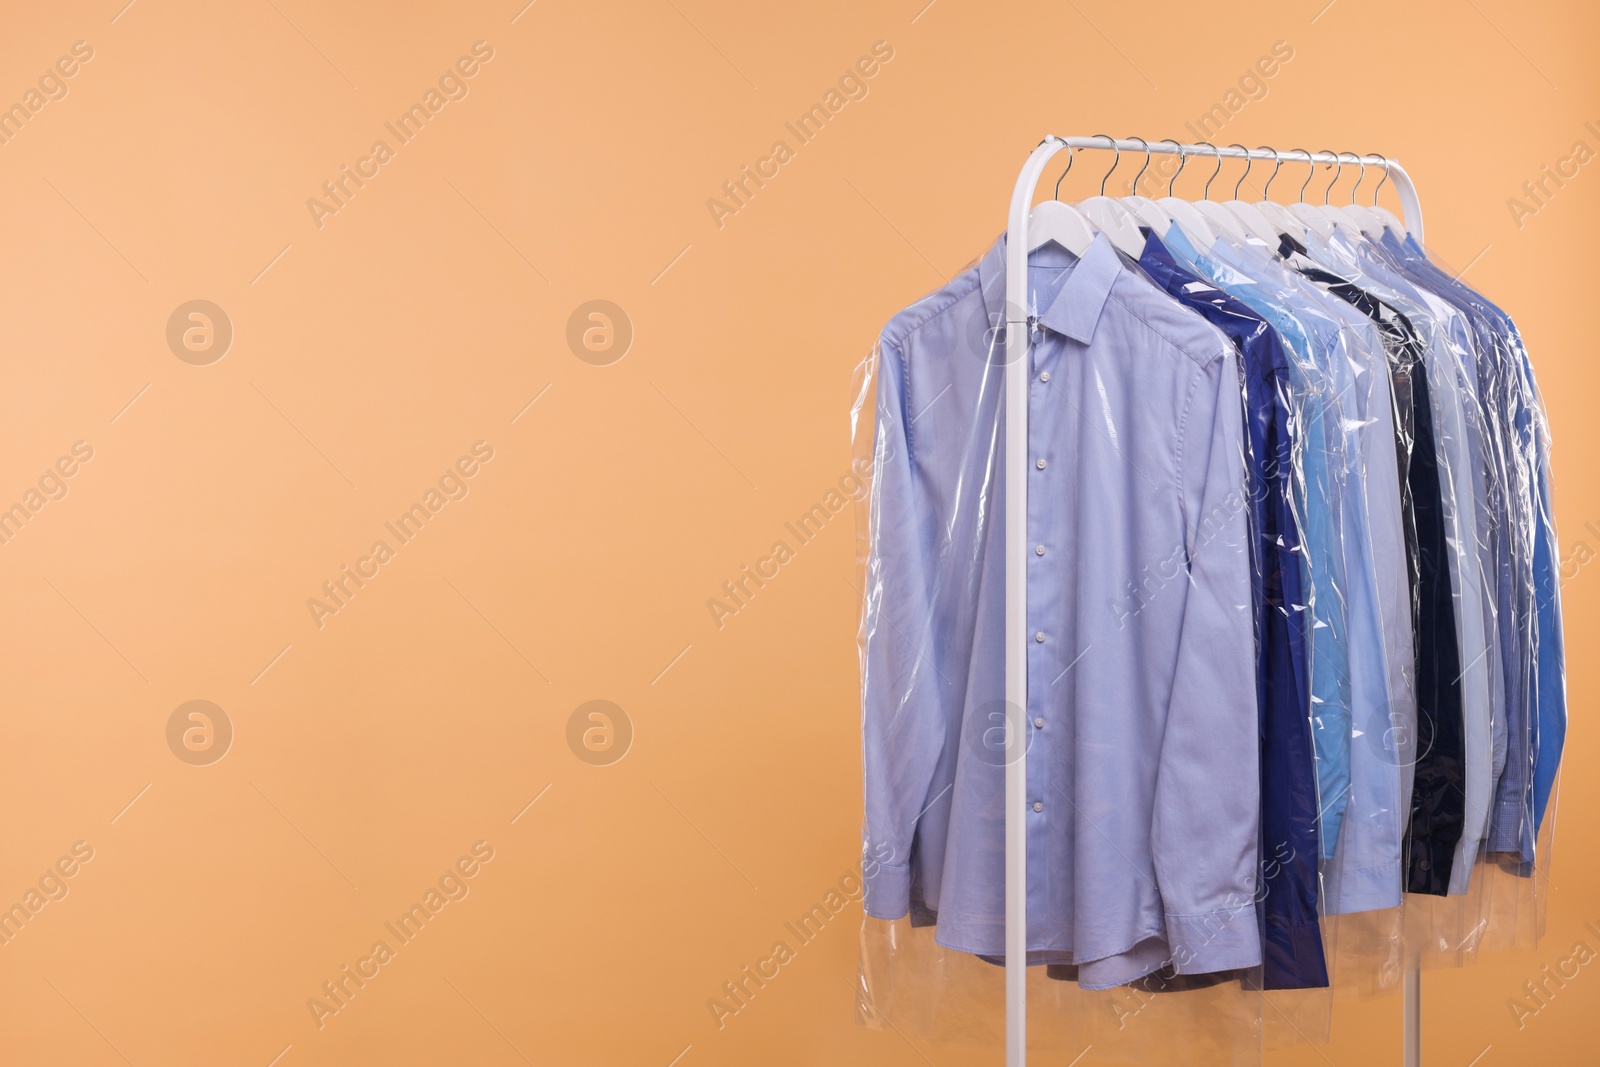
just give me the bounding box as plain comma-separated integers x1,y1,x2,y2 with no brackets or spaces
1035,458,1047,470
1035,544,1046,556
1034,631,1045,643
1039,371,1051,382
1034,717,1046,728
1032,801,1044,813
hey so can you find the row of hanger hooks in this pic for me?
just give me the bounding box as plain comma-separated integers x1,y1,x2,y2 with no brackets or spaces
1053,134,1390,207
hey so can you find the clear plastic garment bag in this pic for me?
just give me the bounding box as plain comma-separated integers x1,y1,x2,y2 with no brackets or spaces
852,138,1565,1067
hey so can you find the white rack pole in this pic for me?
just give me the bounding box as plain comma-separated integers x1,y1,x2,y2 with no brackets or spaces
1002,139,1064,1067
1001,135,1426,1067
1405,957,1422,1066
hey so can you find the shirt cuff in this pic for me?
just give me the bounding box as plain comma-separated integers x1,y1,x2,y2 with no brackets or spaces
1405,836,1453,895
863,862,911,920
1327,860,1402,915
1261,914,1330,990
1485,798,1527,854
1165,904,1261,976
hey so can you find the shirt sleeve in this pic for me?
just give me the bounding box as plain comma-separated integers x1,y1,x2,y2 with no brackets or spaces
1153,345,1263,974
860,340,950,919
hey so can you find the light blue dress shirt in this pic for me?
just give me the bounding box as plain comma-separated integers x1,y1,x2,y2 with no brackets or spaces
1483,297,1563,853
1268,234,1417,914
861,234,1262,989
1160,226,1359,867
1197,233,1407,914
1517,336,1565,846
1488,302,1560,854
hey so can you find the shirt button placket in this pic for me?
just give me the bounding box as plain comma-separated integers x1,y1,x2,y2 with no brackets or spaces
1025,364,1052,907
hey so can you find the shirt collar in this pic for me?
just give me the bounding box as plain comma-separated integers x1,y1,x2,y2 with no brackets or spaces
1137,228,1179,275
975,233,1009,325
976,231,1125,345
1037,233,1122,342
1159,221,1207,270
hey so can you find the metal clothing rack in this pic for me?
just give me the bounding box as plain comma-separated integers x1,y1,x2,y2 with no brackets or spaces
1000,136,1427,1067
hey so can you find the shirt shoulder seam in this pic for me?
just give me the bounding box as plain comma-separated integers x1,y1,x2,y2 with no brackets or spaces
879,270,983,350
1106,289,1228,370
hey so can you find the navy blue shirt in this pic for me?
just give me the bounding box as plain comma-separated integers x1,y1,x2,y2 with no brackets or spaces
1138,231,1328,990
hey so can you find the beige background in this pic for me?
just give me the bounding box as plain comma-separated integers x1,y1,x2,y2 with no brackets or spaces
0,0,1595,1063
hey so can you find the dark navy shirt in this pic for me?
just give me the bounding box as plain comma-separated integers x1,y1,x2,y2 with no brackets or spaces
1138,231,1328,990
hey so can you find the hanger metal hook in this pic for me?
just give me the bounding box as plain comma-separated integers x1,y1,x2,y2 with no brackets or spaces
1260,145,1283,200
1349,153,1367,206
1294,149,1316,202
1164,139,1190,197
1370,152,1390,207
1157,138,1186,197
1317,148,1342,206
1198,141,1223,200
1128,136,1151,197
1052,142,1076,200
1229,143,1254,200
1095,133,1120,196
